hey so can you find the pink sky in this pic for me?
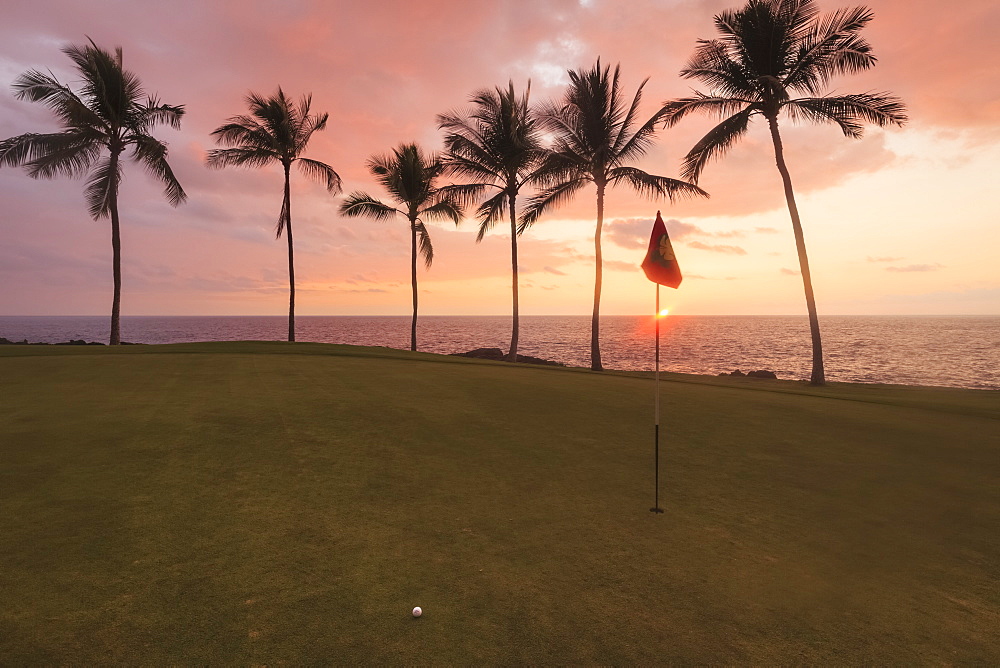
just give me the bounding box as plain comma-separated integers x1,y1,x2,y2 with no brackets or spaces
1,0,998,316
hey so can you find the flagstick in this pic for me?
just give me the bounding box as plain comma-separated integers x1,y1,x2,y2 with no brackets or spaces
651,283,664,514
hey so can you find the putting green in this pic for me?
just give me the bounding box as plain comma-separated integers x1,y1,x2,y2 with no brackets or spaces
1,342,997,662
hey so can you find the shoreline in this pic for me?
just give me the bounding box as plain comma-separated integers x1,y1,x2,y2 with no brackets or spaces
2,338,997,395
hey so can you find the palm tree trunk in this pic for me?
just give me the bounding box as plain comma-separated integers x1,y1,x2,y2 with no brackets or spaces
109,149,122,346
284,165,295,343
507,193,519,363
766,115,825,385
591,181,605,371
410,219,418,352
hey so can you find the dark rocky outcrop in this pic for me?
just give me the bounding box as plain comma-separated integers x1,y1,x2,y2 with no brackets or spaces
452,347,564,366
719,368,777,379
0,337,114,346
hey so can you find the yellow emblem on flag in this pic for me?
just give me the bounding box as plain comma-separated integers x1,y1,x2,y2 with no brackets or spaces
658,234,675,262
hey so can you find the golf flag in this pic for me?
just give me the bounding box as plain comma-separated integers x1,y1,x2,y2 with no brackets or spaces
641,211,682,288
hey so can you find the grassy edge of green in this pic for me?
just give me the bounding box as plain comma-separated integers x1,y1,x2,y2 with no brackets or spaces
1,340,996,420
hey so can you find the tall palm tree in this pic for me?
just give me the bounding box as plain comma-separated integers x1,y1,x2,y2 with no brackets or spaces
206,88,341,342
662,0,907,385
437,81,547,362
0,39,186,345
339,143,463,352
525,59,707,371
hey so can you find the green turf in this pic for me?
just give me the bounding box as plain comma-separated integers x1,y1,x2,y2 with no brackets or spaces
1,342,997,663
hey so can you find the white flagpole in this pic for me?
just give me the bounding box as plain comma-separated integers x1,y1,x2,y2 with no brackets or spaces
651,283,664,513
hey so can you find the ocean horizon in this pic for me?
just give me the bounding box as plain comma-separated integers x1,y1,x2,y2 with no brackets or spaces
2,314,997,391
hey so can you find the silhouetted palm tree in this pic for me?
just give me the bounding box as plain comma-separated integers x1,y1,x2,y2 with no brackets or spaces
662,0,907,385
525,59,707,371
0,39,186,345
438,81,548,362
339,143,463,351
206,88,341,342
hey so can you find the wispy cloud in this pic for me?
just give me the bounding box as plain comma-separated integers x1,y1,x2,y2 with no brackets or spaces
687,241,747,255
604,217,704,249
345,273,379,284
868,255,904,263
886,263,945,272
755,227,780,234
543,266,567,276
780,267,799,275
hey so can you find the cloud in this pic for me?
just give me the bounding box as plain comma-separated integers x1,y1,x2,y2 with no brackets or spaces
344,273,379,284
604,216,740,250
1,0,996,316
543,266,567,276
886,264,945,272
867,255,904,263
686,241,748,255
780,268,800,275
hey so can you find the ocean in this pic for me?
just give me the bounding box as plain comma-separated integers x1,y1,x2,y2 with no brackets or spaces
1,315,997,390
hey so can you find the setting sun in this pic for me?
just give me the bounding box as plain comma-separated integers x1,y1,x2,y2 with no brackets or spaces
659,309,670,317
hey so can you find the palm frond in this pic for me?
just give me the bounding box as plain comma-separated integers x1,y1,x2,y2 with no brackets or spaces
66,40,143,128
27,132,104,179
784,92,907,137
613,106,667,168
611,76,648,156
418,199,463,226
140,98,185,130
130,134,186,206
205,147,279,169
1,131,102,177
297,157,342,193
473,190,508,242
210,118,275,150
11,69,106,131
784,5,875,95
680,107,755,183
440,149,502,184
521,176,589,230
338,192,398,221
83,156,123,219
413,220,434,267
661,94,756,127
296,110,329,156
679,39,756,98
608,167,709,201
436,182,492,209
275,187,289,239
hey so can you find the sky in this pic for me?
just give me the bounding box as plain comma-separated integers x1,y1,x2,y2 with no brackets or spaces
1,0,998,317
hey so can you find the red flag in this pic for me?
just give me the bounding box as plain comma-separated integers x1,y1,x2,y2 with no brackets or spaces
641,211,682,288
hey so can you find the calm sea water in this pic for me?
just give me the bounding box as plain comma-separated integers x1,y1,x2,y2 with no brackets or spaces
1,315,997,390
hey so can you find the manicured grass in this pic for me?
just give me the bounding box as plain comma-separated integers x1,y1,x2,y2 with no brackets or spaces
1,342,997,663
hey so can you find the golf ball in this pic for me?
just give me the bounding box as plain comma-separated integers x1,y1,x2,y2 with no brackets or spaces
412,606,422,617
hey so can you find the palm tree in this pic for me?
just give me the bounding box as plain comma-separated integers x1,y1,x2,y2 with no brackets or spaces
339,143,463,352
437,81,547,362
206,88,341,342
661,0,907,385
525,59,707,371
0,39,186,345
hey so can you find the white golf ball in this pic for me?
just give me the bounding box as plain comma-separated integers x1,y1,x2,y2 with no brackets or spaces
412,606,422,617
